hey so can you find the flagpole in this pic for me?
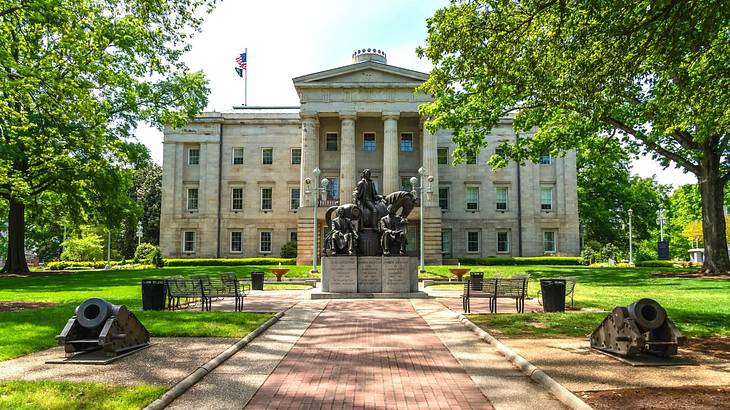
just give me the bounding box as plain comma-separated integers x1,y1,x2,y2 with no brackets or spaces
244,47,248,106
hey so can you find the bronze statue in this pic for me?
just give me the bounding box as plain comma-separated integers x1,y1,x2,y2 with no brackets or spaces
354,169,382,229
379,209,407,256
324,207,358,255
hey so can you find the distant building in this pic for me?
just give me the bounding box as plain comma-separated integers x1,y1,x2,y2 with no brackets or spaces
160,49,580,264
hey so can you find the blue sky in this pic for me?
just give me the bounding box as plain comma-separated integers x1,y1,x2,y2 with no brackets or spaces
135,0,695,187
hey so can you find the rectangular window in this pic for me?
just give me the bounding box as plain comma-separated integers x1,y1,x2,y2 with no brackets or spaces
400,132,413,152
230,231,242,253
496,187,508,211
188,148,200,165
232,147,244,165
497,231,510,253
183,231,195,253
326,177,339,200
290,188,300,209
231,188,243,210
260,231,272,253
467,231,480,253
289,231,297,242
539,154,552,165
439,187,449,210
363,132,376,152
541,187,553,210
291,148,301,165
326,133,338,151
437,147,449,165
187,188,199,211
261,188,272,210
466,150,477,164
441,229,452,257
544,231,556,253
466,187,479,210
400,177,414,192
262,148,273,165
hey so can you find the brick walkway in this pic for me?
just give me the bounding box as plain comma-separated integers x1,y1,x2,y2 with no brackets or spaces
246,300,493,409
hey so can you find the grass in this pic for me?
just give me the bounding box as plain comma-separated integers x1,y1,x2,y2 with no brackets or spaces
429,264,730,338
468,312,608,338
0,380,165,410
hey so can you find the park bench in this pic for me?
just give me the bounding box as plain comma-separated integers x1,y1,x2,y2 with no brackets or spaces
199,273,249,312
166,276,203,311
537,276,577,308
462,275,528,314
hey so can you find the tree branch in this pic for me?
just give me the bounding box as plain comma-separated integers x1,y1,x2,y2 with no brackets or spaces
603,116,700,175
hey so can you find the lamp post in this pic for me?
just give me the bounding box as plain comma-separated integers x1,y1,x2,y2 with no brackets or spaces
656,207,667,242
628,208,634,265
410,167,434,273
136,221,143,247
304,168,329,273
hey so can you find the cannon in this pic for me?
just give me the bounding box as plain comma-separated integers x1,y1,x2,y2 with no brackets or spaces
590,298,686,357
56,297,150,357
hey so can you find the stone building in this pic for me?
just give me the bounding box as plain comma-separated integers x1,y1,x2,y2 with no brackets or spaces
160,49,580,264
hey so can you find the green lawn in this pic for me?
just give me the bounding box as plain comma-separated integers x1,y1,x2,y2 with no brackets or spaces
430,265,730,337
0,266,294,361
0,380,165,410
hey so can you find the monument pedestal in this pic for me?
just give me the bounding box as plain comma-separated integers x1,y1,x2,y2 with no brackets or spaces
313,255,425,299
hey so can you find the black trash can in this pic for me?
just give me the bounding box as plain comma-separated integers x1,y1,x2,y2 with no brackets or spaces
540,279,566,312
251,271,264,291
141,279,167,311
470,272,484,291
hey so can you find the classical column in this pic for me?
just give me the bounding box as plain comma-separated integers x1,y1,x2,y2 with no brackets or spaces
421,120,439,207
300,114,318,207
382,112,400,194
339,112,356,202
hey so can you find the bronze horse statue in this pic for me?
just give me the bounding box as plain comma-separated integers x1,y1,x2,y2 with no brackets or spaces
324,191,416,233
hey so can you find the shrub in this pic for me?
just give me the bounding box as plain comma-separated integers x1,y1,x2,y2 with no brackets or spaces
134,243,164,267
580,248,597,265
280,241,297,258
46,260,122,270
163,258,296,267
599,243,622,263
457,256,582,266
635,260,700,268
60,234,104,262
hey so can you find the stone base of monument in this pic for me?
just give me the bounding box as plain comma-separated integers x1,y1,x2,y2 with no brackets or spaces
314,255,426,299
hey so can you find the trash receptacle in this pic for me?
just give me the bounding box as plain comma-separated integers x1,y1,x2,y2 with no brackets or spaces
470,272,484,291
141,279,167,311
251,271,264,291
540,279,566,312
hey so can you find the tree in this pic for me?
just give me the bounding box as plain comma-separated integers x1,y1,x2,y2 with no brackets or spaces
419,0,730,272
61,234,104,262
0,1,213,273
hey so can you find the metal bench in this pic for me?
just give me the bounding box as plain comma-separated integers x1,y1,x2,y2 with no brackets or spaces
537,276,577,308
199,274,248,312
166,276,203,311
462,276,528,314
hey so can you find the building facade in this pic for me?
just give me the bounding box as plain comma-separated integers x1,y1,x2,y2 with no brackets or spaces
160,49,580,264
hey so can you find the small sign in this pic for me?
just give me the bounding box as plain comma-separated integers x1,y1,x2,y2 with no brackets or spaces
657,241,670,260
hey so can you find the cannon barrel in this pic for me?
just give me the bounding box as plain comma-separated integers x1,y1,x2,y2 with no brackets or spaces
74,297,116,329
626,298,667,332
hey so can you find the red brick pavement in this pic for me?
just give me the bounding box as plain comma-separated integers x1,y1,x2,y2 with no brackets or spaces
246,300,493,410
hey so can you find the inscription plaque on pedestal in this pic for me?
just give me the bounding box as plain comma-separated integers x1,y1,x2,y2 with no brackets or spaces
357,256,382,293
382,256,411,293
323,256,357,293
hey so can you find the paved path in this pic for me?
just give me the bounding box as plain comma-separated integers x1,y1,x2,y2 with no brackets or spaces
246,300,493,410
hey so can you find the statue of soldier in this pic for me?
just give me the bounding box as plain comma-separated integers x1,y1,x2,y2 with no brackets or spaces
379,210,407,256
326,207,358,255
354,169,382,229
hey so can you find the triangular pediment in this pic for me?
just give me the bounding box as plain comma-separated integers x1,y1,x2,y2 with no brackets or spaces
293,61,429,87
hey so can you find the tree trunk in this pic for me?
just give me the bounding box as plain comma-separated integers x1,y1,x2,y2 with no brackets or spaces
698,151,730,273
2,199,30,274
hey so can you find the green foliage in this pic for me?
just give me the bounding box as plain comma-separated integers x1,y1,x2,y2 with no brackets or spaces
46,260,122,270
635,240,658,262
419,0,730,271
0,380,165,410
635,260,698,268
60,234,104,262
598,243,622,262
457,256,582,266
280,240,297,258
133,242,163,267
580,248,597,266
164,258,297,267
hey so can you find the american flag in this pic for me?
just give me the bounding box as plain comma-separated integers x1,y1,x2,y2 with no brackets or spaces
235,52,247,70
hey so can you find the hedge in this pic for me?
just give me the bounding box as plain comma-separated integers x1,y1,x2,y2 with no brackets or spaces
457,256,582,266
46,261,123,270
635,260,699,268
163,258,296,267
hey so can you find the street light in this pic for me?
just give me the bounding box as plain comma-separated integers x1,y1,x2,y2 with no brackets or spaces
136,221,143,246
628,208,634,265
656,207,667,242
410,166,434,273
304,168,329,273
